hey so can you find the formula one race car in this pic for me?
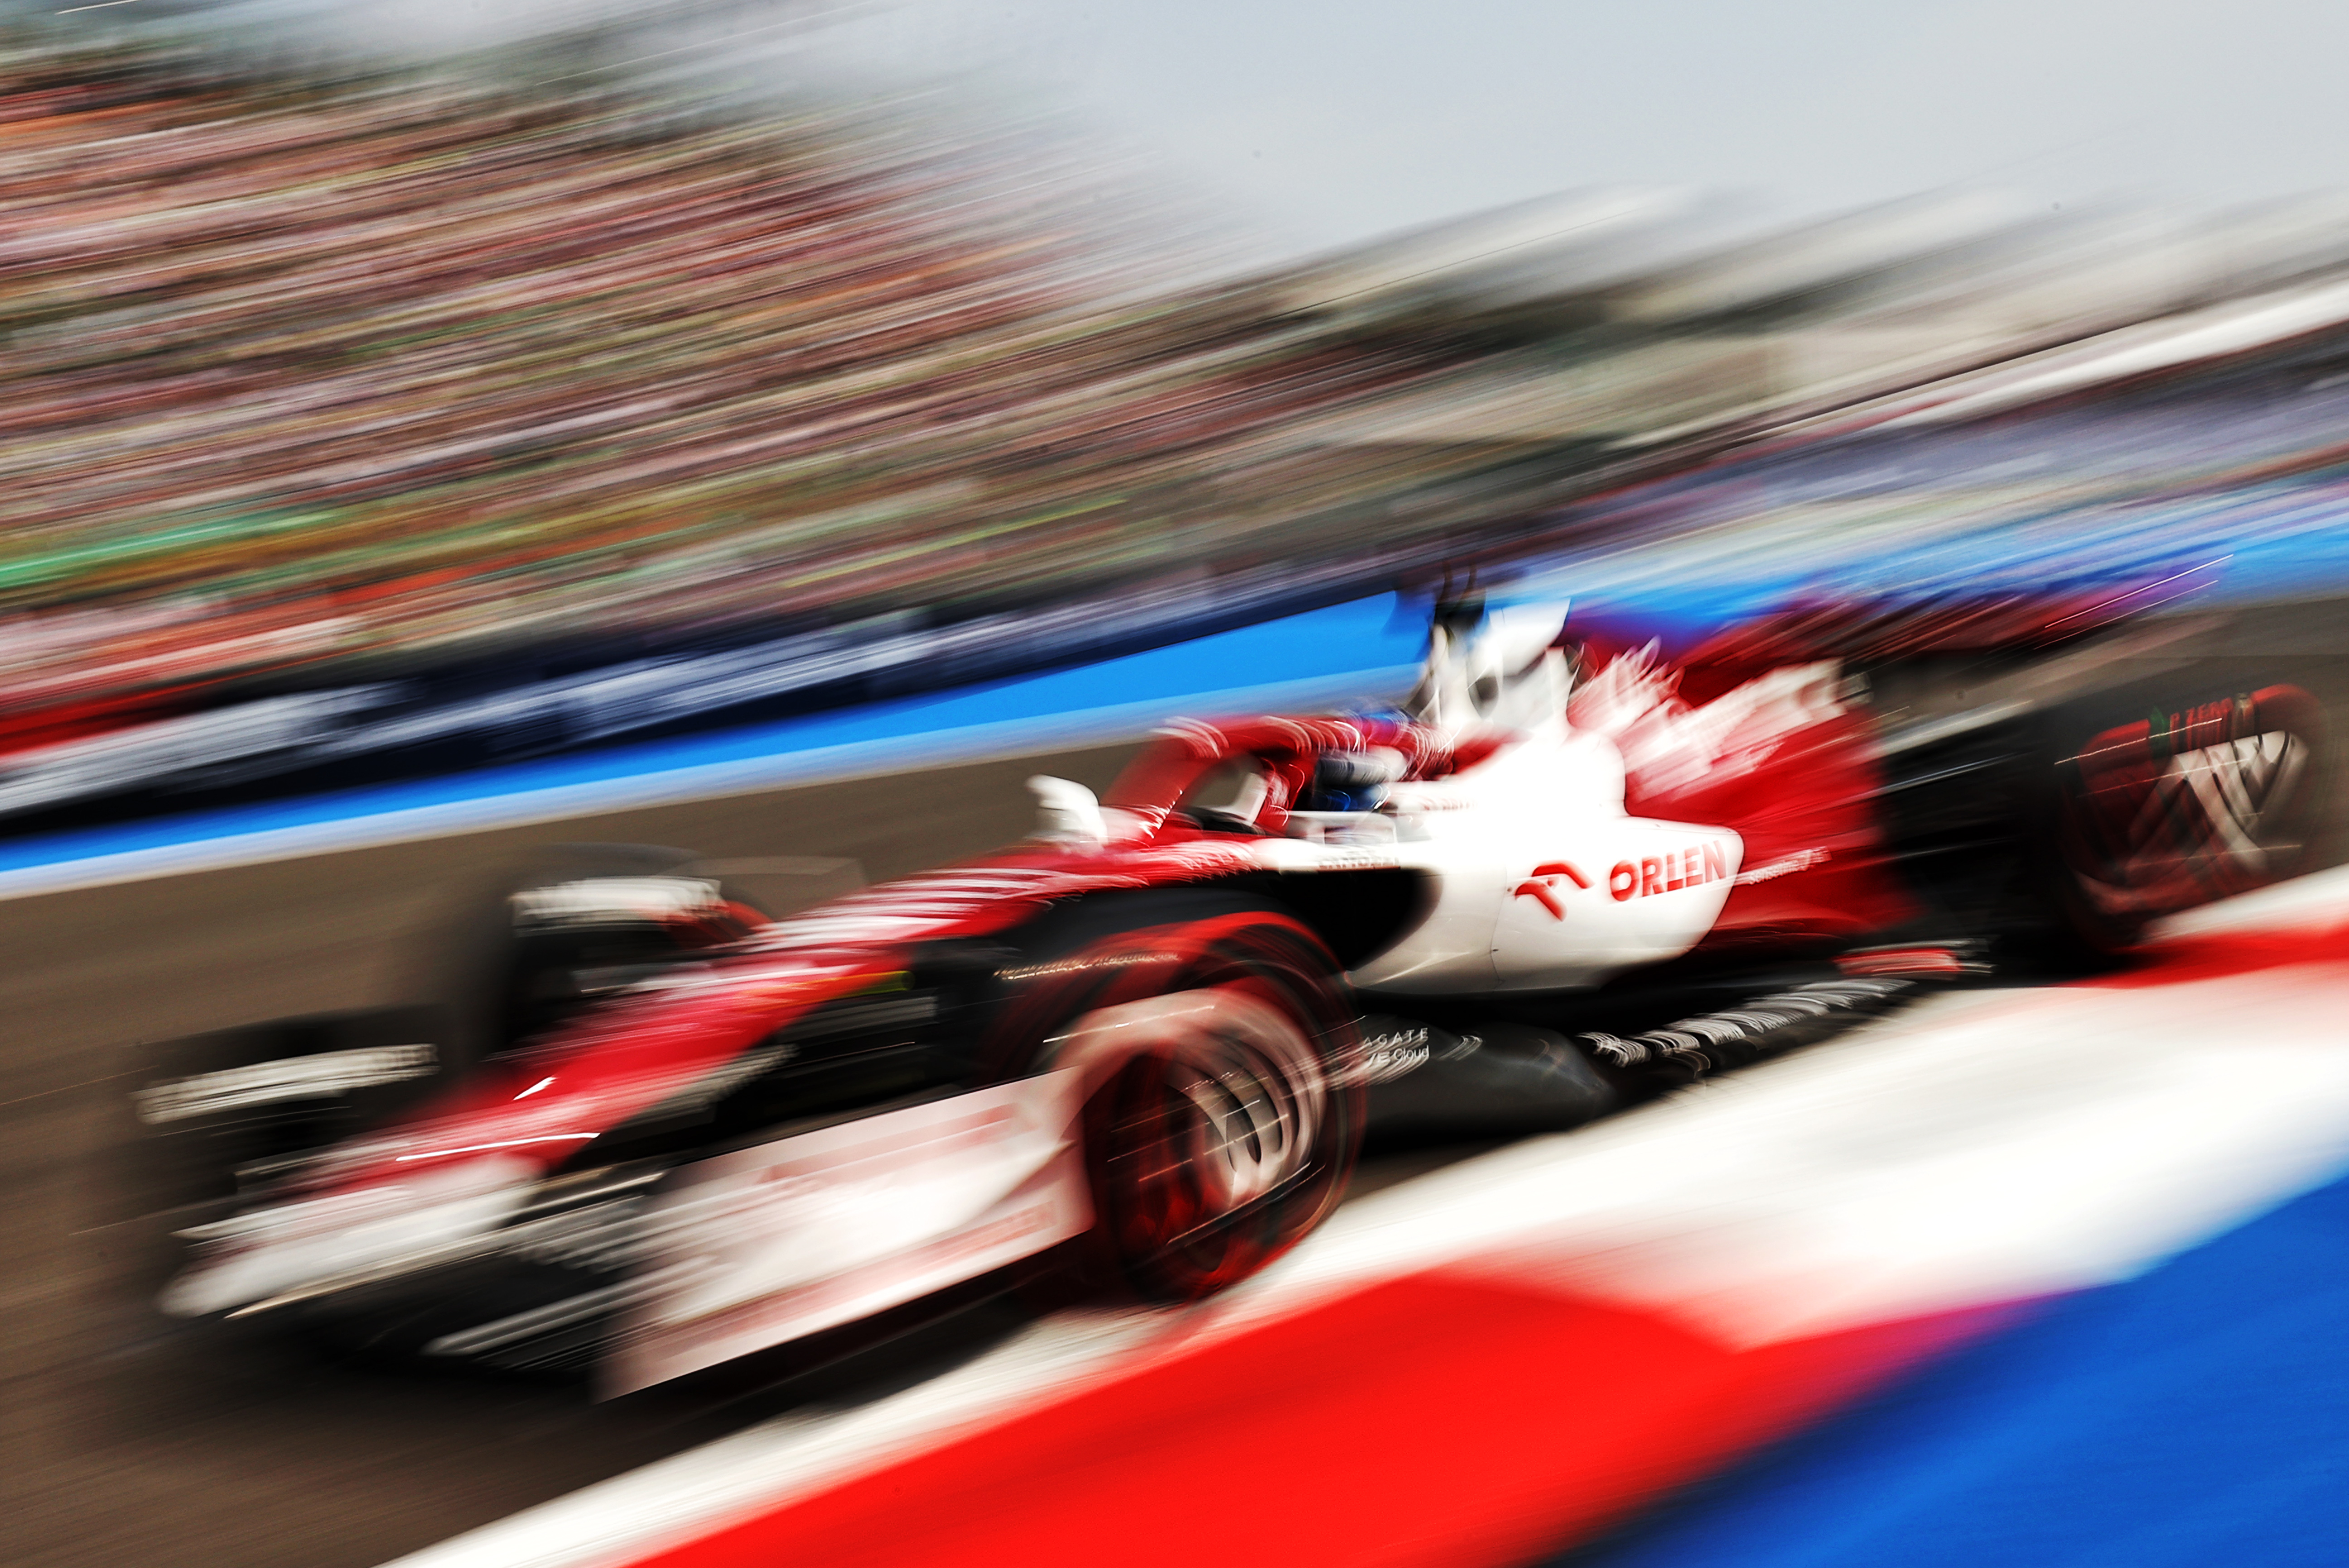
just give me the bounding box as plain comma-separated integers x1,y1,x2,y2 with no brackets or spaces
147,588,2329,1389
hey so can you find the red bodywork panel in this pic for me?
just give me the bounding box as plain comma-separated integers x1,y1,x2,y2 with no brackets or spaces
300,689,1917,1196
1639,706,1915,953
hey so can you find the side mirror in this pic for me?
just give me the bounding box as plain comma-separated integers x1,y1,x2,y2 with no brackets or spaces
1027,775,1108,849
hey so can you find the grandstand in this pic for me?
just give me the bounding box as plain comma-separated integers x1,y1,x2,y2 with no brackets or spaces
0,33,1494,761
14,25,2349,814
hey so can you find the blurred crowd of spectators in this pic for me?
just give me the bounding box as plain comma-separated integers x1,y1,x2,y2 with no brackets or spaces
0,34,1486,755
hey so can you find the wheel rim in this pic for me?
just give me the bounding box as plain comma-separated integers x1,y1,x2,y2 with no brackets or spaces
1056,985,1327,1270
2064,701,2315,917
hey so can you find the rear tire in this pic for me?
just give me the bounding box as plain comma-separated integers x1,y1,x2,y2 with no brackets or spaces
2036,684,2329,954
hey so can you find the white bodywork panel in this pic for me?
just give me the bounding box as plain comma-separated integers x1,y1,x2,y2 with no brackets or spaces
1296,597,1751,994
1265,725,1743,996
160,1157,535,1318
605,1070,1090,1395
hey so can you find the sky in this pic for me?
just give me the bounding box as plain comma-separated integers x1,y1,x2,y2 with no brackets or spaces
809,0,2349,260
45,0,2349,264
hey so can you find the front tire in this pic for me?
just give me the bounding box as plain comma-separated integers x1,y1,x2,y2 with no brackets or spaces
995,894,1362,1302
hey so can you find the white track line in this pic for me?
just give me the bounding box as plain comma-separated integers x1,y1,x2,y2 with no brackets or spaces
2150,859,2349,938
384,872,2349,1568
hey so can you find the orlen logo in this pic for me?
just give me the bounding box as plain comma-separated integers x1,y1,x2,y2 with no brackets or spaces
1511,861,1590,920
1610,842,1730,902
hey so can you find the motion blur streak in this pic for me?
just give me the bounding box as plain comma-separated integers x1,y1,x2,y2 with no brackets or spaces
10,9,2349,1568
620,1285,1989,1568
382,874,2349,1568
14,16,2349,830
1553,1175,2349,1568
0,22,1482,777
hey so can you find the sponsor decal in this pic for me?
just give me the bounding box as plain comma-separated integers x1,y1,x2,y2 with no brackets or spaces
1607,841,1732,902
1732,847,1829,886
1385,789,1473,811
2149,696,2251,762
1353,1025,1433,1085
1313,849,1403,872
1511,861,1590,921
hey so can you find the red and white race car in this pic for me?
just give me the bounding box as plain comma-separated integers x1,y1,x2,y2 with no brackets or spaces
150,590,2328,1389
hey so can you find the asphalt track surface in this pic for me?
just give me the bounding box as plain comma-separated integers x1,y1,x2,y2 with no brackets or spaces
1,739,1506,1568
7,597,2347,1568
4,738,1143,1568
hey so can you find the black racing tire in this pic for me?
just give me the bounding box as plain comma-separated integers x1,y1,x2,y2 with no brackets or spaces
2031,683,2330,956
990,890,1363,1304
426,843,769,1068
